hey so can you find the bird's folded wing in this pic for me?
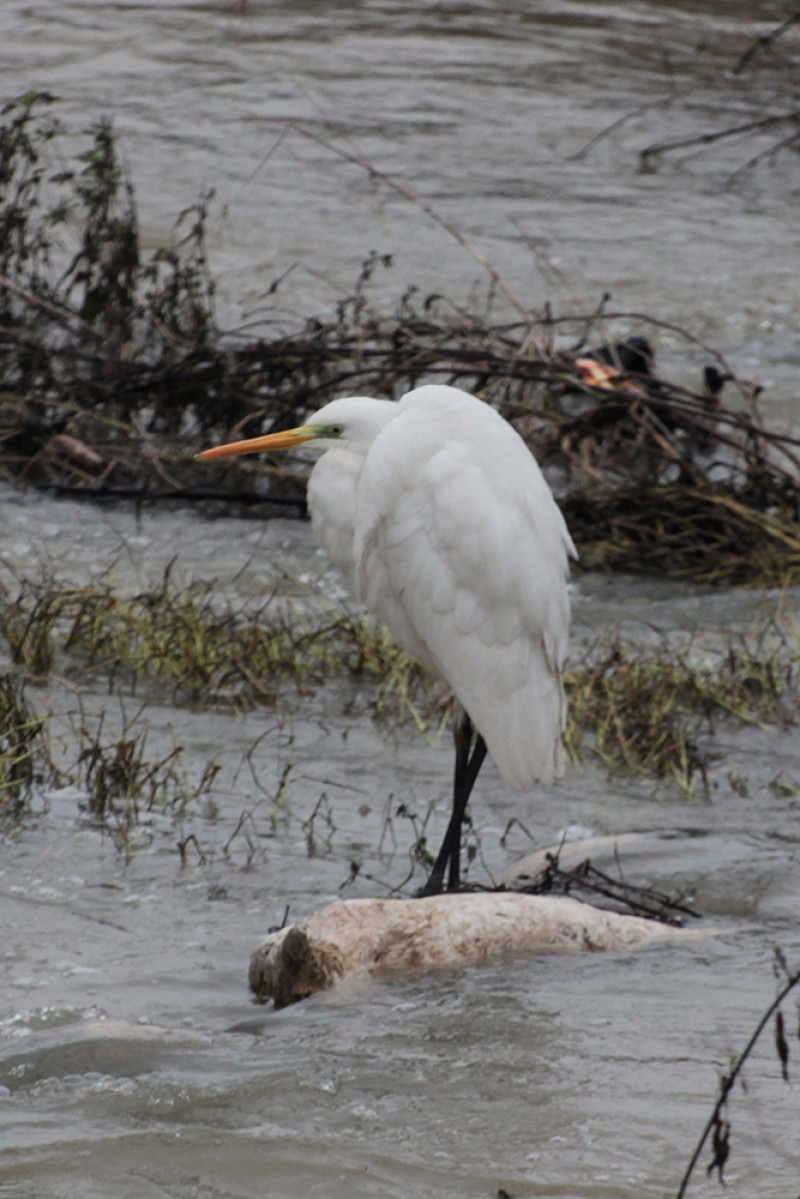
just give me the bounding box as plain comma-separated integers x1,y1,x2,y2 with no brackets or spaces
355,411,572,789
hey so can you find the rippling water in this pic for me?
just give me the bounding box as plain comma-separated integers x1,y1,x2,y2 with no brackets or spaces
2,3,800,1197
2,493,800,1198
2,0,799,408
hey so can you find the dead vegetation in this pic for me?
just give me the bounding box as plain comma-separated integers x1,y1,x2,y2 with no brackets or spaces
566,622,799,794
74,709,220,858
0,565,433,843
2,568,797,818
638,9,800,184
2,94,800,586
516,850,699,927
0,672,220,850
0,566,425,711
0,673,45,819
676,948,800,1197
575,8,800,187
1,92,799,858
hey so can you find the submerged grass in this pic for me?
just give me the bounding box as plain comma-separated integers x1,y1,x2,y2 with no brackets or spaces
73,707,221,858
0,566,430,712
567,485,800,588
1,567,798,801
0,676,222,851
566,623,798,794
0,673,46,818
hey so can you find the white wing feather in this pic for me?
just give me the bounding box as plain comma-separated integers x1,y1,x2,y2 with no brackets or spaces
354,386,574,789
307,447,363,595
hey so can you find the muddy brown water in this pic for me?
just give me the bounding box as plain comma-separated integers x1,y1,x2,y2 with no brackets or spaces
2,3,800,1197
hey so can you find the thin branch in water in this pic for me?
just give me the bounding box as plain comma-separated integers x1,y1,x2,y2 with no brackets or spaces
639,112,794,165
570,86,689,162
297,124,553,354
733,10,800,75
0,272,102,343
725,126,800,187
675,958,800,1198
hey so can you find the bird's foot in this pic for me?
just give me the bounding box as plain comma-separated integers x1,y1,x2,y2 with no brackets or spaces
416,863,468,897
415,873,445,899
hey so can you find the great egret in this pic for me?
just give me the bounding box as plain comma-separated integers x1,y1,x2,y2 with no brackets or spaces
198,384,576,893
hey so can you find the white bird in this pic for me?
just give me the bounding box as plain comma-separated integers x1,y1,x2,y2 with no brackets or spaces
198,384,576,892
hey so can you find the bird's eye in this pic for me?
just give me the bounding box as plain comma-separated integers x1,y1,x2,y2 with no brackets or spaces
328,424,344,437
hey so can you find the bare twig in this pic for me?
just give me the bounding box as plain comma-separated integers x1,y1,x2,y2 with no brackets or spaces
725,126,800,186
297,125,553,354
570,86,691,161
639,112,795,164
0,272,102,343
733,10,800,75
675,961,800,1198
519,853,700,926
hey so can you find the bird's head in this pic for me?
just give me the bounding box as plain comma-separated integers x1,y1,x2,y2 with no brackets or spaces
196,397,396,462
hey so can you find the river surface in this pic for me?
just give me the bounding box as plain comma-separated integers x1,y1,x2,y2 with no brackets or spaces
2,0,800,411
2,3,800,1198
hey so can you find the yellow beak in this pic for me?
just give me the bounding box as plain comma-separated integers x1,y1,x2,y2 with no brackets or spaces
196,425,317,461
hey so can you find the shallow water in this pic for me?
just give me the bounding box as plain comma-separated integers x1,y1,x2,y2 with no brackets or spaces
2,3,800,1197
2,494,800,1198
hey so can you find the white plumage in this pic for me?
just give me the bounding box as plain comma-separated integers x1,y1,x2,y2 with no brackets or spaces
199,383,576,888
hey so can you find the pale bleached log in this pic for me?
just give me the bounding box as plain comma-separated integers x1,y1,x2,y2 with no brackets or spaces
249,892,702,1008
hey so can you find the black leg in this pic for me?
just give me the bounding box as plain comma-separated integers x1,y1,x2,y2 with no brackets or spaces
419,711,488,895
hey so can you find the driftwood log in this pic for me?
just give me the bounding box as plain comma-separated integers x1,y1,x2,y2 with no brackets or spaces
249,892,707,1009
